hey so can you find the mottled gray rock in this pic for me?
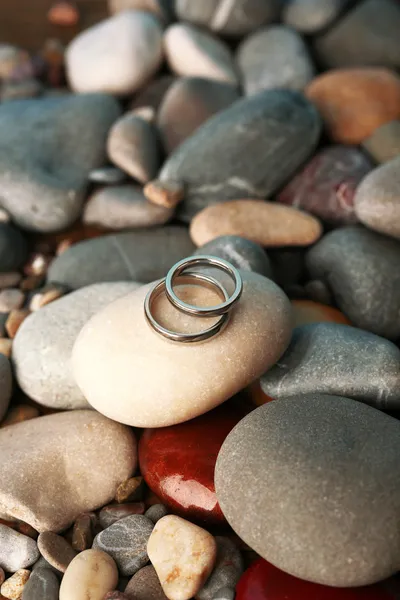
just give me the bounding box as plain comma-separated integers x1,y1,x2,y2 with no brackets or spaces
125,565,168,600
215,394,400,587
151,89,321,221
93,515,154,576
283,0,349,33
306,226,400,339
261,323,400,410
237,25,315,95
194,236,272,278
362,121,400,164
144,504,169,524
196,537,243,600
12,282,140,410
47,227,195,289
32,556,62,577
21,568,59,600
0,525,39,572
0,224,27,271
0,94,120,232
0,353,12,421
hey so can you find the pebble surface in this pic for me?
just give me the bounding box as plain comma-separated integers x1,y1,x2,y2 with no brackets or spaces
0,526,39,573
59,549,118,600
21,568,60,600
124,565,168,600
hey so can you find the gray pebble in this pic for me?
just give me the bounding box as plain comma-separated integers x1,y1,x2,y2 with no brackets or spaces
0,525,39,572
215,394,400,587
0,353,12,422
93,515,154,576
32,556,62,577
362,121,400,164
194,236,272,278
21,568,59,600
283,0,349,34
211,588,235,600
144,504,169,524
89,166,127,184
130,75,176,113
125,564,168,599
0,224,28,272
196,537,243,600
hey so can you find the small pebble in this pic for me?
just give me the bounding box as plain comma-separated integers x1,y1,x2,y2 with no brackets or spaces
5,309,30,339
144,505,169,525
124,565,168,600
0,339,12,358
196,536,243,600
291,300,349,327
362,121,400,163
37,532,77,573
130,75,176,112
0,289,24,312
59,550,118,600
143,179,185,209
0,273,21,289
21,568,59,600
99,503,146,530
194,236,272,278
283,0,349,33
1,570,30,600
89,166,127,185
71,514,95,552
29,283,68,312
115,477,145,504
47,1,79,26
0,525,39,572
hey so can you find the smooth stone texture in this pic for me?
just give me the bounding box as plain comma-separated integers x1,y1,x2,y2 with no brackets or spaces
139,403,248,525
194,236,272,278
89,166,127,185
47,226,195,289
66,11,164,95
130,75,176,112
215,395,400,587
261,323,400,410
12,282,140,410
37,532,77,573
157,77,240,154
237,25,315,95
73,271,292,427
0,411,136,532
125,565,168,600
148,515,217,600
153,89,321,221
99,503,146,529
283,0,349,33
59,549,118,600
314,0,400,69
0,94,120,232
306,226,400,339
0,354,12,422
93,515,154,576
195,536,243,600
212,588,235,600
277,145,372,226
83,186,173,229
0,525,39,572
145,504,169,525
291,300,350,327
362,121,400,164
354,157,400,239
164,24,237,85
0,224,27,272
21,568,59,600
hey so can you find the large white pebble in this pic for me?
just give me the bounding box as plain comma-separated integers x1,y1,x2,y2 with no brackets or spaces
59,549,118,600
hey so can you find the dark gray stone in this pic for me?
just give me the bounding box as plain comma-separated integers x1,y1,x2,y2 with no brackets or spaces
283,0,350,34
261,323,400,410
269,248,305,289
306,226,400,340
196,537,243,600
47,226,195,289
125,565,168,600
155,89,321,221
215,394,400,587
21,568,60,600
362,121,400,164
0,93,121,232
194,236,272,278
0,223,28,272
144,504,169,524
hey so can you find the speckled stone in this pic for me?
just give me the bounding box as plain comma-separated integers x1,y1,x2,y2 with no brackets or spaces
59,550,118,600
1,569,30,599
237,25,315,95
215,395,400,587
37,532,77,573
21,568,59,600
306,226,400,339
283,0,349,34
124,565,168,600
194,236,272,278
0,526,39,572
362,121,400,164
0,354,12,422
196,536,243,600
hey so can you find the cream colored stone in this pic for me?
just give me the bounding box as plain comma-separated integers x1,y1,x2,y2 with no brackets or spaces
1,569,30,600
72,271,292,427
59,549,118,600
190,200,323,247
147,515,217,600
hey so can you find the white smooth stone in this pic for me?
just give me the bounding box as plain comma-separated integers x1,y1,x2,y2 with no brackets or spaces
59,550,118,600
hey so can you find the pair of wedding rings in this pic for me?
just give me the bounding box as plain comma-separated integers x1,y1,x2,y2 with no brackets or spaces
144,255,243,343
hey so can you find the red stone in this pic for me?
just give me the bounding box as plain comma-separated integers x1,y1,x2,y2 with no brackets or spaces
138,401,248,525
236,559,396,600
277,145,372,226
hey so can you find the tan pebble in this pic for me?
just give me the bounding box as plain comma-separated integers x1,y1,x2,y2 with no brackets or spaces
29,284,67,311
1,405,40,428
190,200,322,247
305,68,400,144
71,513,95,552
59,549,118,600
147,515,217,600
0,339,12,358
0,289,24,312
0,273,21,290
5,309,30,339
47,1,79,26
115,476,144,504
0,569,30,600
144,179,184,208
37,531,77,573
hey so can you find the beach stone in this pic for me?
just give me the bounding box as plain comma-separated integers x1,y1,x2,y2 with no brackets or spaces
0,526,39,572
190,200,322,248
0,405,39,429
277,146,373,226
107,113,160,184
148,515,217,600
72,270,292,427
0,410,136,532
71,513,94,552
130,75,176,112
215,395,400,587
12,282,140,410
283,0,349,33
0,289,24,312
237,25,315,95
21,568,59,600
149,89,321,221
32,556,62,576
89,166,127,185
305,68,400,145
0,224,27,272
37,532,77,573
1,570,30,600
99,504,146,529
109,0,172,22
314,0,400,69
139,403,247,525
115,477,145,503
194,236,272,278
48,227,194,289
354,157,400,239
291,300,350,327
164,24,237,85
196,536,243,600
362,121,400,164
93,515,154,576
158,77,240,154
66,11,163,95
145,505,169,525
125,565,168,600
0,354,12,422
306,226,400,339
0,94,120,233
174,0,281,36
59,549,118,600
261,322,400,410
83,186,173,229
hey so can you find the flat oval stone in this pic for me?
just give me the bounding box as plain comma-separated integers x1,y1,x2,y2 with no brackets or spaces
0,353,12,422
0,525,39,572
291,301,350,327
125,565,168,600
59,549,118,600
283,0,349,34
306,226,400,339
0,410,136,532
47,226,195,289
12,282,140,410
215,395,400,587
194,236,272,278
21,568,59,600
196,536,243,600
149,89,321,221
277,146,372,226
72,270,292,427
37,532,77,573
361,121,400,164
260,322,400,410
139,402,248,525
237,25,315,95
190,200,322,248
305,68,400,144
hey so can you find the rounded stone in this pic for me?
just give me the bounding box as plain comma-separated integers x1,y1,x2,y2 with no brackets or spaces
0,353,12,422
215,395,400,587
0,525,39,572
194,236,272,278
125,565,168,600
72,270,292,427
237,25,315,95
0,410,136,532
144,504,169,525
0,224,28,272
283,0,349,34
59,549,118,600
130,75,176,112
305,68,400,144
21,568,59,600
196,536,243,600
361,121,400,164
89,166,127,185
37,532,77,573
1,569,30,600
291,300,350,327
66,11,163,95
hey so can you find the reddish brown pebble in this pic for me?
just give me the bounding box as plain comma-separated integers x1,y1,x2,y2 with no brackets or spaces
5,309,30,339
47,1,79,26
306,68,400,144
17,522,39,540
144,179,184,209
98,503,146,529
0,404,40,428
104,593,130,600
20,275,45,292
0,340,12,358
291,300,351,327
37,531,77,573
72,513,95,552
115,477,145,504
